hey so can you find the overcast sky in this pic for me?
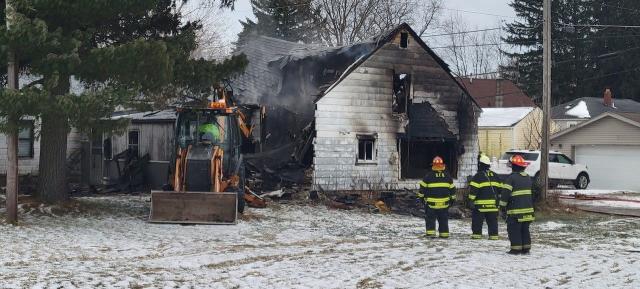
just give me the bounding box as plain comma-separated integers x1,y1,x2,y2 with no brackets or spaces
215,0,517,43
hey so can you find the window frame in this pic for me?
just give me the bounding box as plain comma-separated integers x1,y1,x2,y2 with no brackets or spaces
392,72,411,114
17,120,35,159
400,32,409,49
356,134,377,165
103,136,113,161
128,129,140,157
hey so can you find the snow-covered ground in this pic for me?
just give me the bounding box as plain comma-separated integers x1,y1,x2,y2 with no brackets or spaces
1,196,639,289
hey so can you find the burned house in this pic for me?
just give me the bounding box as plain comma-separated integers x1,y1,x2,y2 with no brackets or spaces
234,23,480,191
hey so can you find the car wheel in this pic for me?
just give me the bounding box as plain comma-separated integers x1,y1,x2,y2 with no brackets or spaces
574,173,589,190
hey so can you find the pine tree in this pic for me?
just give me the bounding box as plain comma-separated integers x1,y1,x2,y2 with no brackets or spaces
237,0,319,44
588,0,640,101
502,0,594,104
0,0,247,203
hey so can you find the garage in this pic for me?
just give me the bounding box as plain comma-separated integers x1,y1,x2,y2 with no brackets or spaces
551,112,640,192
575,145,640,191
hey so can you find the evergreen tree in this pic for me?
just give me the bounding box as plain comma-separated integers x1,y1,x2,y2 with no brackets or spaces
0,0,247,203
502,0,594,104
588,0,640,101
237,0,319,44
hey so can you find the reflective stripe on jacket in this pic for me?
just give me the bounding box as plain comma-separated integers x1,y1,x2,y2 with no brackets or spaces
419,170,456,209
500,172,535,222
469,170,502,212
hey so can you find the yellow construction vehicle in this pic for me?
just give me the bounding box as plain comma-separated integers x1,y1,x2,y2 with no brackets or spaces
149,86,260,224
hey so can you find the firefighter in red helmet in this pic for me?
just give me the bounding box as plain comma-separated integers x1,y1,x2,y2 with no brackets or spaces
500,154,535,254
417,156,456,238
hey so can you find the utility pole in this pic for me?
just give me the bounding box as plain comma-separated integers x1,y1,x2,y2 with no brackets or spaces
540,0,552,202
5,0,19,224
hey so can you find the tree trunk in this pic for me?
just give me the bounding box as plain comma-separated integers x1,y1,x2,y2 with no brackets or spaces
37,111,70,203
6,118,19,223
37,73,71,203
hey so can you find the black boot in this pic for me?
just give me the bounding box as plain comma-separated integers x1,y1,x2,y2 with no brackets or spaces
507,249,522,255
522,248,530,255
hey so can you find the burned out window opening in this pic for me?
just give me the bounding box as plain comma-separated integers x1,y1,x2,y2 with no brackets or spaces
393,73,411,114
17,120,35,158
357,134,377,164
400,32,409,48
128,130,140,157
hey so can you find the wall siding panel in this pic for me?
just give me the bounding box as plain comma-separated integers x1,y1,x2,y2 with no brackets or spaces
313,30,479,191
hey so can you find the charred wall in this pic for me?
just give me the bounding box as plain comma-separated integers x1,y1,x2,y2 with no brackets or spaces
313,29,479,191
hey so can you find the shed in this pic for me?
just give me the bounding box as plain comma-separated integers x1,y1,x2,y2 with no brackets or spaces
478,107,543,159
90,110,176,189
551,112,640,191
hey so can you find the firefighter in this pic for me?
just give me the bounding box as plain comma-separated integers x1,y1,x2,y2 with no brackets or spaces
500,154,535,255
418,156,456,238
469,153,501,240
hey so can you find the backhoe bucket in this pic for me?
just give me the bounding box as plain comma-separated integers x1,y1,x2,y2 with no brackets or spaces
149,191,238,224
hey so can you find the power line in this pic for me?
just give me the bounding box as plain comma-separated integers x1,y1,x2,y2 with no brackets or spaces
422,27,503,38
441,7,518,19
561,24,640,29
602,4,640,13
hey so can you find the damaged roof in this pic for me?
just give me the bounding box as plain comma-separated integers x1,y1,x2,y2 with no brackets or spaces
233,23,478,108
316,23,476,106
409,102,456,139
232,36,309,104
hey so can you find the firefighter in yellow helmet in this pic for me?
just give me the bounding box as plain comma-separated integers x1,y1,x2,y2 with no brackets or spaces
500,154,535,255
468,153,502,240
418,156,456,238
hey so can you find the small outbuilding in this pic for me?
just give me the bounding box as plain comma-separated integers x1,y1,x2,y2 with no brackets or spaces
551,112,640,191
89,110,177,190
478,107,545,159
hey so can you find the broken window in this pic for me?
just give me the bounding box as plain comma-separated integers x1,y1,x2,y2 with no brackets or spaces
357,135,376,163
400,139,458,179
17,120,35,158
400,32,409,48
128,130,140,157
393,73,411,113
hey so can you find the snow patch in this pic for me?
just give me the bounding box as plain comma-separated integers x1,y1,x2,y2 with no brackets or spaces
478,107,535,127
538,221,567,231
565,100,590,118
1,196,639,288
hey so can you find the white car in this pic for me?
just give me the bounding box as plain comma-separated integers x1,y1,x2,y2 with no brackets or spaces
492,150,590,189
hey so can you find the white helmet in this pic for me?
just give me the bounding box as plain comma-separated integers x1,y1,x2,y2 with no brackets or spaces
479,153,491,166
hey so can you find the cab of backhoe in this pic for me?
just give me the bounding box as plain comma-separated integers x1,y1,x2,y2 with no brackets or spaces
169,108,245,192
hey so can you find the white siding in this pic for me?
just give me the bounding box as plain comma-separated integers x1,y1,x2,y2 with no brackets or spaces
551,116,640,158
0,121,80,175
313,30,479,191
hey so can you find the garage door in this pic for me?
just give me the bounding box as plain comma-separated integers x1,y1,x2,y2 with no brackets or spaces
575,145,640,192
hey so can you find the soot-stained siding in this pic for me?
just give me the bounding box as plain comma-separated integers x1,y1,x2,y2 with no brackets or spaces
313,29,479,191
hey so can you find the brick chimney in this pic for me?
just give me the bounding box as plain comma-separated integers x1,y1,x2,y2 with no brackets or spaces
495,79,504,108
604,88,613,107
